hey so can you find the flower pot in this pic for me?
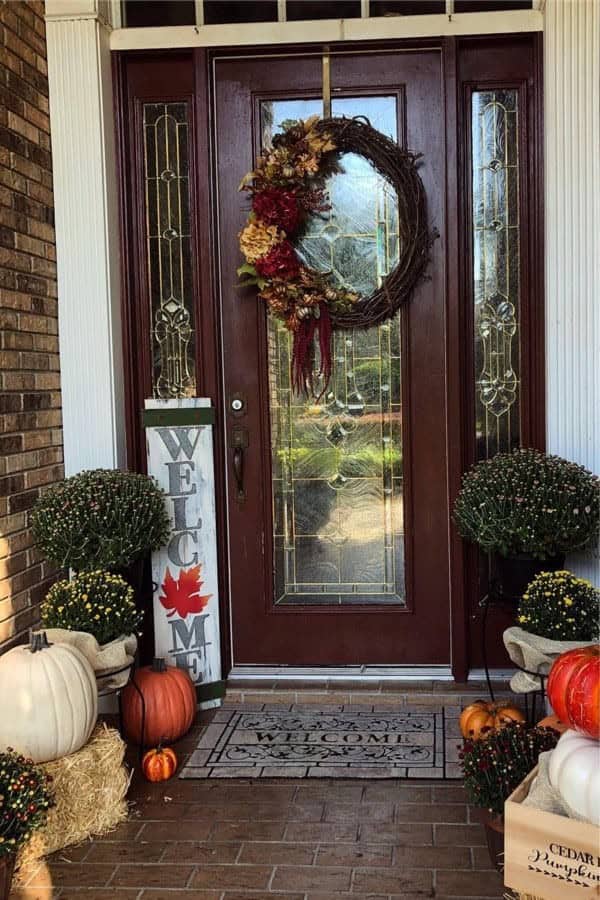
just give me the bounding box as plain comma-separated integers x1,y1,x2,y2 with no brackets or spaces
494,554,565,603
0,853,15,900
42,628,137,692
482,811,504,871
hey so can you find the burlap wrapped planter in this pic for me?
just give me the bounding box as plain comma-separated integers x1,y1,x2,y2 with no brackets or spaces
503,627,588,694
43,628,137,691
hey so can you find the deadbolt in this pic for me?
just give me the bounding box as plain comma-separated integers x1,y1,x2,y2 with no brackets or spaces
230,393,246,416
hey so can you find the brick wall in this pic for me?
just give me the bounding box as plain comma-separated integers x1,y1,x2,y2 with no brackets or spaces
0,0,63,649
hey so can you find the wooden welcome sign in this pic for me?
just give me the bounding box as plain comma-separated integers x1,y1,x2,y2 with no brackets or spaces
144,399,223,708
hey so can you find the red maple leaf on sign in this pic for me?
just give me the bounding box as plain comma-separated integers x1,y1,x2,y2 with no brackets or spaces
159,565,212,619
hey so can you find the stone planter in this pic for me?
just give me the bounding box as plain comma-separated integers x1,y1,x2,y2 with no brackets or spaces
42,629,137,692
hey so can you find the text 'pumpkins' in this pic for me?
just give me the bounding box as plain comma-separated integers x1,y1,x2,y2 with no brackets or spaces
121,657,196,746
0,631,98,763
459,700,525,740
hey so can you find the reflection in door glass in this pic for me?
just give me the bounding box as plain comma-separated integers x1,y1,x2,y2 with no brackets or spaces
261,97,406,606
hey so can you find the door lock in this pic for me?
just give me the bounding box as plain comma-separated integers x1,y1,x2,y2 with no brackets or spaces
230,393,246,416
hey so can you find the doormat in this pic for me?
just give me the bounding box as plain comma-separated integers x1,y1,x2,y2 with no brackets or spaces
180,705,461,779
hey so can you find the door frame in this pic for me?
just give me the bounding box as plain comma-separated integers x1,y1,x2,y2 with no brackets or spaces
114,32,545,681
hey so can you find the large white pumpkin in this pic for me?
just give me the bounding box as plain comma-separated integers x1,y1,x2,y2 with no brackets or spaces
0,631,98,763
548,729,600,826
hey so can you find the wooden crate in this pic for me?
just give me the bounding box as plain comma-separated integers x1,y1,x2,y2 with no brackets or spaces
504,765,600,899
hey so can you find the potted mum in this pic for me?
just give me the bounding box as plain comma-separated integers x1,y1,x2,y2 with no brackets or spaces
0,750,53,900
41,570,144,691
454,449,600,601
504,571,600,694
31,468,170,586
460,721,559,870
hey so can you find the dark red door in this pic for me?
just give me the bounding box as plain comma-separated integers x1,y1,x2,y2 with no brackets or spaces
214,50,450,666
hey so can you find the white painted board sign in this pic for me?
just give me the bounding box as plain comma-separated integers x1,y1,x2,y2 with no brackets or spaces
145,398,222,708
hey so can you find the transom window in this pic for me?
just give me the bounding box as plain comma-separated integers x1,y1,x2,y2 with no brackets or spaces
122,0,533,28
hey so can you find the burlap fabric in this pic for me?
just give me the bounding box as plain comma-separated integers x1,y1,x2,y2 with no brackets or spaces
503,627,587,692
43,629,137,691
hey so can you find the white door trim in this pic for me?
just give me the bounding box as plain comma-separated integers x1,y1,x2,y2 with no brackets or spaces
108,9,542,52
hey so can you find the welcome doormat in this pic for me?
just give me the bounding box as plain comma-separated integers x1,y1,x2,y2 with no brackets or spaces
180,705,461,779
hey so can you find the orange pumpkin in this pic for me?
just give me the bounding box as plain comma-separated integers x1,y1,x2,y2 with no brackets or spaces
121,657,196,746
547,645,600,739
537,713,568,734
142,746,177,782
459,700,525,739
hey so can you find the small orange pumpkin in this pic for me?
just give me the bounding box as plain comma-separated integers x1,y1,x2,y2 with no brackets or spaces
141,746,178,782
459,700,525,739
537,713,568,734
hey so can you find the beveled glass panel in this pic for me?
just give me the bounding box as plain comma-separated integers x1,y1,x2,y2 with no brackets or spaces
261,96,405,606
143,102,196,399
472,90,521,459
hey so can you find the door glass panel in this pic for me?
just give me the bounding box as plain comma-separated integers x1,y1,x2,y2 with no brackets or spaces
142,102,196,399
261,96,405,606
472,89,521,459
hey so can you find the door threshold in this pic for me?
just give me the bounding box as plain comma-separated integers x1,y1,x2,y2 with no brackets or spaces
229,665,454,681
229,665,516,682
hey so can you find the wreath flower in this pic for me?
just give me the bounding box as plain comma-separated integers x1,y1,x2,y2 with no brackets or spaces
238,116,358,395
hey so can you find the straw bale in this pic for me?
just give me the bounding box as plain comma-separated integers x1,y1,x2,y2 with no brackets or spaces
15,724,130,878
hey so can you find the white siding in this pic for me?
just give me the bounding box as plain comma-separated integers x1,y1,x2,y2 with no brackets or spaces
544,0,600,584
46,9,126,474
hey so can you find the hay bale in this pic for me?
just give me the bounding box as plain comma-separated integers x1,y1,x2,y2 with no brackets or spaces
16,724,130,876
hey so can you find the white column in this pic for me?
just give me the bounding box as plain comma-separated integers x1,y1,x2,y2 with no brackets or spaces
545,0,600,583
46,0,126,473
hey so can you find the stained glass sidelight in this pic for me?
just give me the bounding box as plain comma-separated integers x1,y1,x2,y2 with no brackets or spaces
472,90,521,459
143,102,196,399
262,96,406,606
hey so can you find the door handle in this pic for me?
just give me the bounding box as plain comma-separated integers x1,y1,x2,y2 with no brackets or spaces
233,446,245,501
231,426,249,502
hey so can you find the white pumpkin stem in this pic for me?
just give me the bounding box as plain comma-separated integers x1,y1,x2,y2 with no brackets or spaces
30,631,50,653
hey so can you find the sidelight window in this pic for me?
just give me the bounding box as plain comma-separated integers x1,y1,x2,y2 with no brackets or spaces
471,89,521,460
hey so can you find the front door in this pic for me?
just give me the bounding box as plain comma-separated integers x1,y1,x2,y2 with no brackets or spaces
214,50,451,666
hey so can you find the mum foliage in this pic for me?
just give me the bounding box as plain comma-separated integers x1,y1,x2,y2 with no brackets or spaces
460,722,559,816
41,570,143,645
31,468,170,571
517,570,600,642
454,449,600,559
0,750,53,858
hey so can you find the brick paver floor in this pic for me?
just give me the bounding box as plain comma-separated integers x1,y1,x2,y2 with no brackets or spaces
12,685,510,900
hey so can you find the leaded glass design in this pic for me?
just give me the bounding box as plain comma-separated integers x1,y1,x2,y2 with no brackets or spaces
143,102,195,399
472,90,521,459
262,96,406,606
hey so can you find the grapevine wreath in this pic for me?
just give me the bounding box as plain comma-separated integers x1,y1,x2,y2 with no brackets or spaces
238,115,435,396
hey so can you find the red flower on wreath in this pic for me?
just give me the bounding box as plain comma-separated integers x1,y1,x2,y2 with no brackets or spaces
255,241,300,279
252,188,301,233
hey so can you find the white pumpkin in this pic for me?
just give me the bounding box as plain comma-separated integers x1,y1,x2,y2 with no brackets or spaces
0,631,98,763
548,729,600,826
